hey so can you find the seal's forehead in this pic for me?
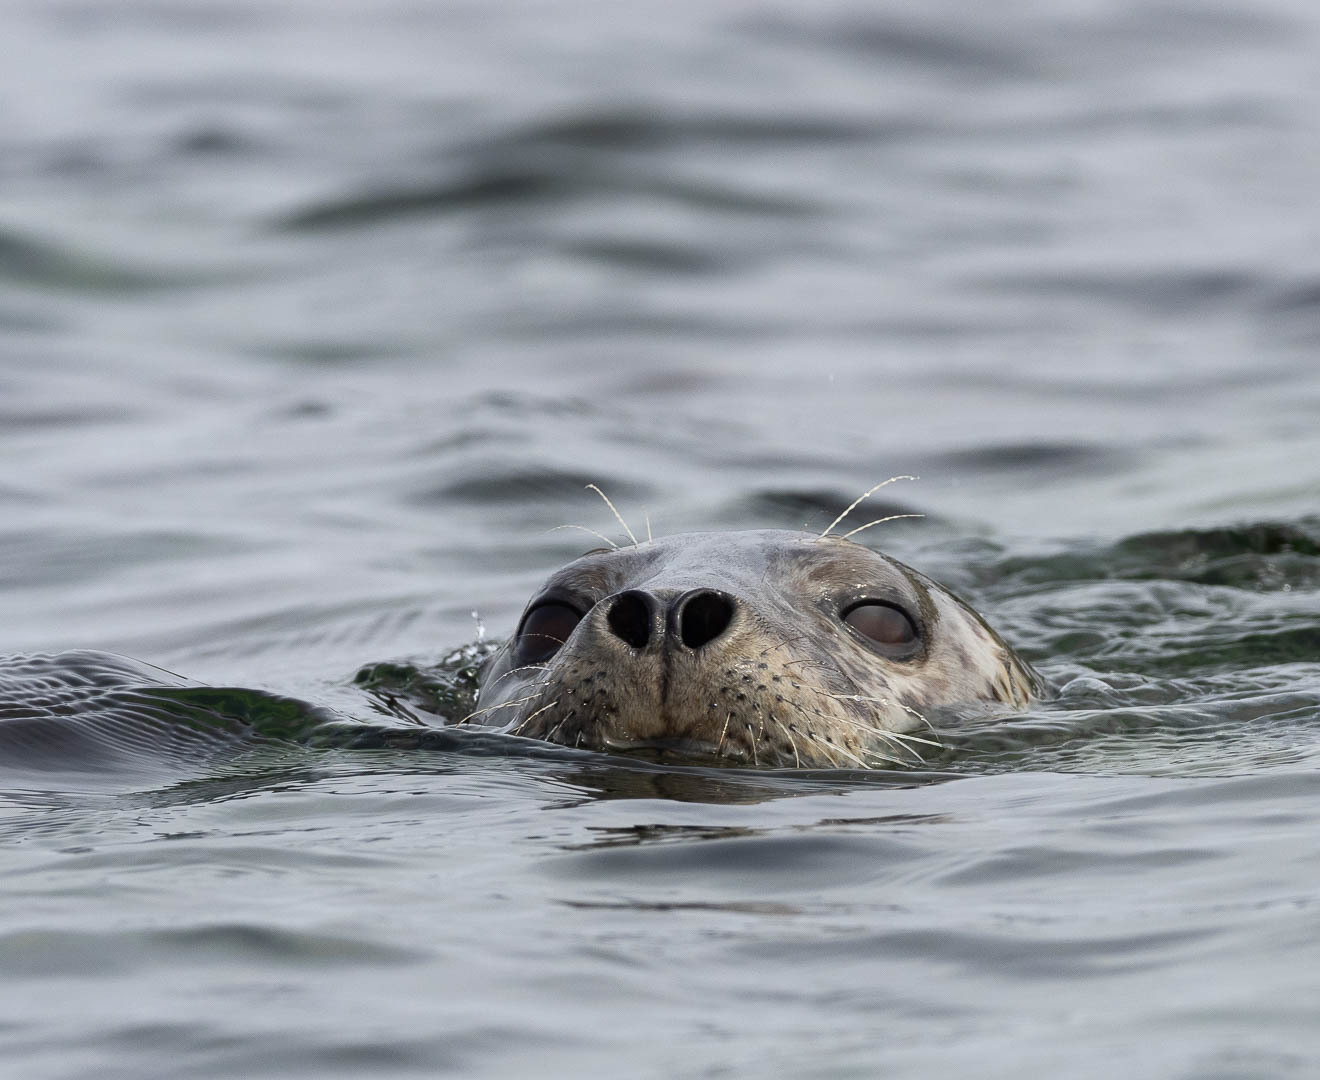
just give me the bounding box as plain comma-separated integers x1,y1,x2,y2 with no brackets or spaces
540,530,904,597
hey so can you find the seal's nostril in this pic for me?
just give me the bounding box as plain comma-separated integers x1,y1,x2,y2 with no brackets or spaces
606,590,653,649
676,590,734,650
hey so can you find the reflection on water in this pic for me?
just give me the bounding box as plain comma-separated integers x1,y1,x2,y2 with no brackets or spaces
3,0,1320,1076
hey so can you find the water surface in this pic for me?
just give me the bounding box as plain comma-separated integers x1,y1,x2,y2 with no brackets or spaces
3,0,1320,1076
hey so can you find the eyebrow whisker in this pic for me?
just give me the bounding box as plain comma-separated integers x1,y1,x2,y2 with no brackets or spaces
837,514,925,542
818,476,917,540
586,484,639,548
546,524,619,549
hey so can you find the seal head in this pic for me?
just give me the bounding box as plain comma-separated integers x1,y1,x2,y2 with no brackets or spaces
476,530,1039,768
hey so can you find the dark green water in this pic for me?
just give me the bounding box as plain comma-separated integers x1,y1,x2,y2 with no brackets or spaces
3,0,1320,1076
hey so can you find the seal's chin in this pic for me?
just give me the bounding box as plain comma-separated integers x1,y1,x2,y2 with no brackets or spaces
596,732,749,764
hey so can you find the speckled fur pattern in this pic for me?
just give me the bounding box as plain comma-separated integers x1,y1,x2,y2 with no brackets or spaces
474,531,1040,769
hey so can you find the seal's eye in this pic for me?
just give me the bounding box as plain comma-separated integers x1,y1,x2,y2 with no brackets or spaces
842,602,917,648
513,603,582,667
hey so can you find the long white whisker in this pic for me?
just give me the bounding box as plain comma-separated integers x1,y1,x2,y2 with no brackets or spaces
787,727,803,769
462,690,548,722
546,524,618,549
545,710,574,744
817,738,873,769
586,484,639,548
796,686,936,736
818,475,917,540
716,712,733,755
837,514,926,542
513,698,559,737
787,702,925,762
482,662,551,692
754,633,815,659
815,712,931,756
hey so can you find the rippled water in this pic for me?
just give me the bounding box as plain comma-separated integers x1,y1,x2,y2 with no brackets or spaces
4,0,1320,1076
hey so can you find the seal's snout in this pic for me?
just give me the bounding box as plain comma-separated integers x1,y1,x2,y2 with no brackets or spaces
604,588,736,652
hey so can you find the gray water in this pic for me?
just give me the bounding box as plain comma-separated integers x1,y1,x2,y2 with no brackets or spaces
3,0,1320,1076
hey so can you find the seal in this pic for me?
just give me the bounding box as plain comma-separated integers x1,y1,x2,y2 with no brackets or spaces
475,530,1040,768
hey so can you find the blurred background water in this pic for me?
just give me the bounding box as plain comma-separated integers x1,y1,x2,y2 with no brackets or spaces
2,0,1320,1077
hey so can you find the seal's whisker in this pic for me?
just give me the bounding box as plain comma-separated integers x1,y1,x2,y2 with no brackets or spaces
780,720,805,769
516,632,572,649
462,688,551,721
818,475,917,540
795,694,938,749
546,524,618,549
790,738,803,769
801,717,909,768
512,697,559,737
545,711,574,744
822,714,932,757
780,657,832,673
725,645,832,679
482,663,551,692
796,724,846,769
708,648,937,763
837,514,925,542
643,509,653,545
716,712,733,756
817,721,920,763
784,700,927,762
585,484,639,548
864,726,940,751
475,638,596,717
754,633,815,659
817,737,873,770
800,689,937,742
809,666,940,734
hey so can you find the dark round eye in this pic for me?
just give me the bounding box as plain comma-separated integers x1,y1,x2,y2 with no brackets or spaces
842,602,917,648
513,603,582,667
